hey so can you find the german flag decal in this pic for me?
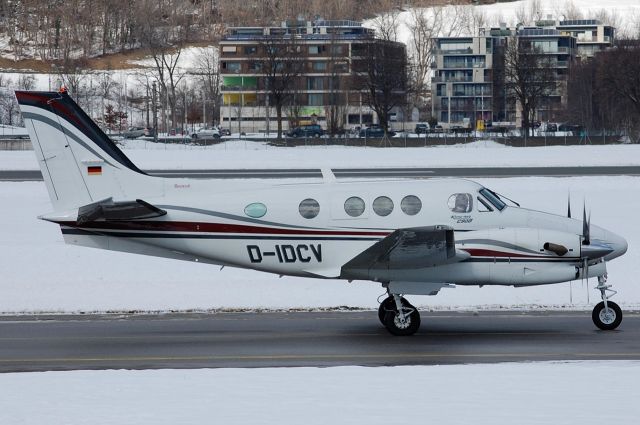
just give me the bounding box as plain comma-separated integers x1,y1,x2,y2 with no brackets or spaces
87,166,102,175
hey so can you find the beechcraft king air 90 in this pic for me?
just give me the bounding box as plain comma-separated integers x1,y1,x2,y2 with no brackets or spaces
16,90,629,335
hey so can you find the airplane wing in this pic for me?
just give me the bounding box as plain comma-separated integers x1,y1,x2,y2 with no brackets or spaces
341,225,469,279
76,197,167,225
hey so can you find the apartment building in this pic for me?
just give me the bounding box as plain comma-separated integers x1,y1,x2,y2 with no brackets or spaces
219,20,407,133
431,20,613,129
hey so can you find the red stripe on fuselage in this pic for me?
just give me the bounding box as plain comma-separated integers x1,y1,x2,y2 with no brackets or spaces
58,220,391,237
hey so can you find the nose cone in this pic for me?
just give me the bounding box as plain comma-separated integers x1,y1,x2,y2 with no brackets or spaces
603,230,628,261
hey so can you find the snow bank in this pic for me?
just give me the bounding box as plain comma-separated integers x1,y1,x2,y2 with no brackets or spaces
1,361,638,424
2,142,640,170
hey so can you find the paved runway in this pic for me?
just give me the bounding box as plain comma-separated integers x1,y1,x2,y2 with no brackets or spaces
1,310,639,372
2,166,640,181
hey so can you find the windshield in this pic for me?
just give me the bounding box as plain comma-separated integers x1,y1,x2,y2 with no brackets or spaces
479,188,506,211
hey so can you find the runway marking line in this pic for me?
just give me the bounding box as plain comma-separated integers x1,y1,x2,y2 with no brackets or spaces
2,352,640,365
0,331,593,342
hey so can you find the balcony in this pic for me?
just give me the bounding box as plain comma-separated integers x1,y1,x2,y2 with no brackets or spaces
432,76,474,83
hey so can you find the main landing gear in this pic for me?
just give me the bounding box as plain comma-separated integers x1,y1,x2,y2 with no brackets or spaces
378,294,420,336
592,274,623,331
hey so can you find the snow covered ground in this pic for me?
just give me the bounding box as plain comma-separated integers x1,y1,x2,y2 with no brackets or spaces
1,174,638,314
2,140,640,170
1,361,639,424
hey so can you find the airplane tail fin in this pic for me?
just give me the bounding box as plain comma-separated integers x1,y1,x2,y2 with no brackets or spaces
15,90,163,212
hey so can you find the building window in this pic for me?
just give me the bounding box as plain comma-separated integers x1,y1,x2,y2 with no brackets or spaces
225,62,241,72
312,62,327,71
244,46,257,54
309,45,325,54
299,199,320,219
401,195,422,216
222,46,237,53
373,196,394,216
344,197,365,217
308,94,323,106
307,77,324,90
330,45,344,55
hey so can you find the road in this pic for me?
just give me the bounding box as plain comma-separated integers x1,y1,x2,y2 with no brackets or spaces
1,310,639,372
2,166,640,181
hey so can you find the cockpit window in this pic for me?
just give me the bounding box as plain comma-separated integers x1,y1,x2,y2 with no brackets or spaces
448,193,473,213
479,188,506,211
477,196,494,212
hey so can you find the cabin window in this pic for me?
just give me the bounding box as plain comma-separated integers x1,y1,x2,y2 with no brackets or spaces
299,198,320,219
373,196,394,216
344,196,365,217
244,202,267,218
448,193,473,213
400,195,422,216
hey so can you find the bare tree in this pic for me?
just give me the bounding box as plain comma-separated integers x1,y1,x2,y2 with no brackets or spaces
354,40,407,137
406,8,439,116
253,33,307,139
193,47,222,127
371,9,401,42
503,36,556,137
597,40,640,140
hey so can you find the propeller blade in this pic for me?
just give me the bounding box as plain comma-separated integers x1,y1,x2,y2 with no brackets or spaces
567,193,571,218
582,203,590,245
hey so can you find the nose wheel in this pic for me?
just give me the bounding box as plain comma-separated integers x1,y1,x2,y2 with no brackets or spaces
378,294,421,336
592,275,623,330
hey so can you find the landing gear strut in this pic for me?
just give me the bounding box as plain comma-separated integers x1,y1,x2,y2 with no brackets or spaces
379,293,420,336
592,274,623,331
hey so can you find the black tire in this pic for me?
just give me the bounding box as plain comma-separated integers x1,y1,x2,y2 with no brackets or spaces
191,134,198,139
592,301,622,330
378,296,410,324
214,134,221,139
383,306,420,336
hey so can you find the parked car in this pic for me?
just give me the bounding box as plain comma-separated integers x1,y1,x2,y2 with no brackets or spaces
218,127,231,136
432,125,444,133
191,127,221,139
287,124,324,138
415,122,430,134
359,126,396,138
451,125,472,134
142,127,155,137
558,123,583,134
122,127,146,139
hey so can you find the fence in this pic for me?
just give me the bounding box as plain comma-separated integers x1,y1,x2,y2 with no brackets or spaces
0,132,633,152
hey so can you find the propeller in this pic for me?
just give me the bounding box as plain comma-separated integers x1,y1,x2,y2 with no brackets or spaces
567,192,571,218
582,202,590,246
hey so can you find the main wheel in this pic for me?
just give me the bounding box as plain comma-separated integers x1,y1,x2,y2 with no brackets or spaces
378,296,410,324
383,308,420,336
592,301,623,330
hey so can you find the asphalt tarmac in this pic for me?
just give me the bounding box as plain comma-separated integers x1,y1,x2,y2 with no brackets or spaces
1,310,639,372
2,166,640,181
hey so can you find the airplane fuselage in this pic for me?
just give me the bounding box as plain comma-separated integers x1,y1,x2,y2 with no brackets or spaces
53,176,627,287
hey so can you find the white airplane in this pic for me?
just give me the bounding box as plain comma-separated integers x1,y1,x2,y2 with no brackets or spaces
16,90,628,336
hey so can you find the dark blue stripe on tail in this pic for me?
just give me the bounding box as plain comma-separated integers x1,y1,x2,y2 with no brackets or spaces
15,91,145,175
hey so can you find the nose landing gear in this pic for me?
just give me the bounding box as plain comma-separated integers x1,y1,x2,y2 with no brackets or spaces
378,294,421,336
592,274,623,330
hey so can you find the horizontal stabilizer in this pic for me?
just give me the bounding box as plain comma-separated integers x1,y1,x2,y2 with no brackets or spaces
77,198,166,225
